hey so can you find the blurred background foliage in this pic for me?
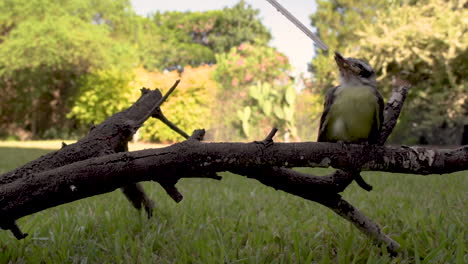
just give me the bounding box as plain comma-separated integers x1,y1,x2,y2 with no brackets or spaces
132,65,218,142
0,0,466,145
310,0,467,145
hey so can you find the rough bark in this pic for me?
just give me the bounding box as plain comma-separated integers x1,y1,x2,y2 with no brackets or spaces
2,138,465,218
0,84,178,238
0,78,466,256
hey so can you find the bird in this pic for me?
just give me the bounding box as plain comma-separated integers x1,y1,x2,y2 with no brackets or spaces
317,52,384,190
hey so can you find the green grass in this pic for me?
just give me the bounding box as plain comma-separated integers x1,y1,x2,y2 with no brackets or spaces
0,141,466,263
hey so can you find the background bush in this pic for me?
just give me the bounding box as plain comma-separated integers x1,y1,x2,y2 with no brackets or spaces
132,66,218,142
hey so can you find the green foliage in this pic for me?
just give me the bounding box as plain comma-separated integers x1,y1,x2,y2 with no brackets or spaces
0,0,137,138
309,0,392,90
237,106,252,138
236,82,298,141
130,66,218,143
346,0,467,144
211,43,294,141
207,0,271,53
136,18,216,71
141,0,271,71
0,143,466,263
67,68,134,125
309,0,466,144
295,90,324,141
213,43,291,90
0,16,132,73
0,0,277,140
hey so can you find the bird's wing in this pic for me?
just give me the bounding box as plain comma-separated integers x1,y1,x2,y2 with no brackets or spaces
317,86,338,142
369,89,385,144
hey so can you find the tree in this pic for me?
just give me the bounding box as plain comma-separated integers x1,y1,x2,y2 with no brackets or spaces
309,0,466,145
208,0,271,54
236,82,297,141
67,68,135,126
212,43,294,141
132,66,218,142
144,0,271,70
309,0,391,91
0,0,137,138
344,0,467,144
136,16,216,71
0,0,277,140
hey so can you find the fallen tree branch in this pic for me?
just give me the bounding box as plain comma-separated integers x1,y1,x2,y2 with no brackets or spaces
0,79,465,257
1,136,465,221
0,80,181,237
1,130,465,252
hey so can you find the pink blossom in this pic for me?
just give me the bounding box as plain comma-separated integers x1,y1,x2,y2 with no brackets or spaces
236,58,244,66
231,79,239,87
276,55,286,64
245,73,253,82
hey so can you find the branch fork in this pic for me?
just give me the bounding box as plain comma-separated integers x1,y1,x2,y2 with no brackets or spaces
3,78,464,258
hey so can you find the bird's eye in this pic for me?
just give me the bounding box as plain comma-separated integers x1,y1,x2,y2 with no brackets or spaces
359,69,372,78
355,63,372,78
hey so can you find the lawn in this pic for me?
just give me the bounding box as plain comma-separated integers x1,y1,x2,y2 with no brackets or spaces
0,141,466,263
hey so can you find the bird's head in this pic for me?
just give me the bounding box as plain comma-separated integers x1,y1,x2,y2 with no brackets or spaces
334,52,376,87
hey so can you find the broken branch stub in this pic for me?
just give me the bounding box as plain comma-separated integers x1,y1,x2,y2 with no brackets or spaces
0,83,180,237
0,79,465,257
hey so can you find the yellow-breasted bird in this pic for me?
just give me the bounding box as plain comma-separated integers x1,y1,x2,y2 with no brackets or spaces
317,52,384,190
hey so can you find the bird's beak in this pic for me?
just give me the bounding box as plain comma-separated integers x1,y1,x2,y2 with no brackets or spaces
334,52,359,75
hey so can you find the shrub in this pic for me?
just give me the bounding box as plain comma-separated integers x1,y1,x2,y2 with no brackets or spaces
132,66,218,142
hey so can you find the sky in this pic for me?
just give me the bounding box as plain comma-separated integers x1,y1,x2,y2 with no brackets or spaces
131,0,318,76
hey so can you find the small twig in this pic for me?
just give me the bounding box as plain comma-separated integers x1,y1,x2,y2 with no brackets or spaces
254,127,278,148
146,81,187,140
159,182,183,203
335,169,373,192
154,110,190,139
139,80,181,124
1,221,28,240
354,173,373,191
140,87,151,95
189,129,206,141
264,128,278,142
155,80,180,108
320,197,400,255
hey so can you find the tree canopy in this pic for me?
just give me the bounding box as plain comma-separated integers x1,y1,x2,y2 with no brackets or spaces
0,0,274,141
0,0,136,138
140,0,271,71
309,0,466,144
0,0,464,145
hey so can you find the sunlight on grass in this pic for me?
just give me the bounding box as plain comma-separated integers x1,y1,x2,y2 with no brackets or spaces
0,141,466,263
